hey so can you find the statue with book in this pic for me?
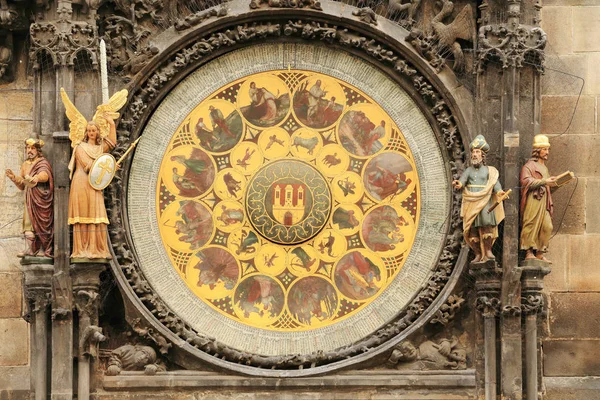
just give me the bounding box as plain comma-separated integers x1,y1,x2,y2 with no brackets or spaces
520,134,574,263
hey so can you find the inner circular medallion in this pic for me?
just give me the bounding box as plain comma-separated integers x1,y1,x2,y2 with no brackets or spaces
246,159,331,245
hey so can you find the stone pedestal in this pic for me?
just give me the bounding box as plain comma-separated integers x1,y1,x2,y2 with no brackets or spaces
71,262,108,400
22,262,54,400
521,258,551,400
470,259,502,400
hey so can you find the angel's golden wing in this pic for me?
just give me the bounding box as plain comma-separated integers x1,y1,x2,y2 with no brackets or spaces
92,89,129,138
60,88,87,148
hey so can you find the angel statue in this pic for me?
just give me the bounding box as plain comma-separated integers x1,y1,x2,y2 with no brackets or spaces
60,88,128,260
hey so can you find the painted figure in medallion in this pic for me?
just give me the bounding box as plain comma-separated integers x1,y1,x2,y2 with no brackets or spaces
194,248,239,290
170,149,214,197
452,135,506,263
362,206,407,252
5,138,54,257
520,135,572,262
195,106,243,153
339,111,386,156
61,88,128,259
234,276,284,318
174,201,213,250
288,277,337,325
241,82,290,127
334,252,382,300
364,153,412,201
293,80,343,128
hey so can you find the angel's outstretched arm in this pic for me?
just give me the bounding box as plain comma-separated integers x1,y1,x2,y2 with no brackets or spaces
103,113,117,152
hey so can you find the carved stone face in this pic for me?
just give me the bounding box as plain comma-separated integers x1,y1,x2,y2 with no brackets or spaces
25,144,39,160
470,148,483,167
539,147,549,161
134,350,151,367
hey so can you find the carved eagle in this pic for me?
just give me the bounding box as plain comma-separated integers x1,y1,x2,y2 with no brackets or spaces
430,0,476,71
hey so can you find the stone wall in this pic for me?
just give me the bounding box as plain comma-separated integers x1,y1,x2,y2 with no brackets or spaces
0,38,31,396
542,1,600,398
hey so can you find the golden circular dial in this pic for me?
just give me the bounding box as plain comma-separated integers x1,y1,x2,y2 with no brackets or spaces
156,70,420,331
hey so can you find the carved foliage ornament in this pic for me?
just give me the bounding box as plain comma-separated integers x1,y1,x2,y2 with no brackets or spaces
477,23,547,73
29,21,98,69
107,18,466,371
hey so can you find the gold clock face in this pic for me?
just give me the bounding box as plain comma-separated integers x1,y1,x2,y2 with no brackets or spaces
156,69,420,331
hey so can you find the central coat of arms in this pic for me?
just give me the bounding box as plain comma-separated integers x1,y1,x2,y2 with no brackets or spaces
270,181,309,225
246,160,331,245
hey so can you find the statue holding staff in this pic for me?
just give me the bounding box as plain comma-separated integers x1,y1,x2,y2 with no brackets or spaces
452,135,506,262
5,138,54,258
60,88,128,259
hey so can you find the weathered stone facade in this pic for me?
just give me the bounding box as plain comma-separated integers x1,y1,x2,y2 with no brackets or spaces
0,0,598,399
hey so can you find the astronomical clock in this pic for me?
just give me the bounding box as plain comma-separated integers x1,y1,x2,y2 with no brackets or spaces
125,43,456,374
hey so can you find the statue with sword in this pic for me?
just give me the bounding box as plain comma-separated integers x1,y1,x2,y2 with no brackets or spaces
59,39,139,260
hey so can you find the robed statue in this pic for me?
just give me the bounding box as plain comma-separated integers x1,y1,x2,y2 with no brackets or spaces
453,135,506,262
60,88,128,260
520,135,573,263
5,138,54,258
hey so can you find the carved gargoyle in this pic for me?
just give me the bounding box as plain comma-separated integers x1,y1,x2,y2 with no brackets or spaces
105,345,165,376
388,337,466,370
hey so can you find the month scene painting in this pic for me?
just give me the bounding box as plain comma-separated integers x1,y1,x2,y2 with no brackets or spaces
156,70,420,331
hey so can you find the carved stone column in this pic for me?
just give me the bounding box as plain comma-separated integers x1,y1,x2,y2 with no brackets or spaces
71,263,107,400
521,259,550,400
470,260,502,400
477,0,547,398
22,261,54,400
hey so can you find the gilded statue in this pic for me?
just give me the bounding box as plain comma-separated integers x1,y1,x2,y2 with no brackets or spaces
453,135,506,262
60,88,128,260
520,135,573,263
5,138,54,258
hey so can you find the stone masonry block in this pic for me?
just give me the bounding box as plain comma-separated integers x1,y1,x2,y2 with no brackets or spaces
543,54,587,96
569,234,600,291
545,234,569,291
0,273,22,318
587,179,600,233
544,340,600,376
0,238,25,273
586,54,600,95
0,366,30,391
0,91,33,121
541,95,596,135
550,175,585,235
542,7,573,55
547,135,599,177
543,0,600,5
0,318,28,366
573,7,600,52
549,293,600,338
545,377,600,400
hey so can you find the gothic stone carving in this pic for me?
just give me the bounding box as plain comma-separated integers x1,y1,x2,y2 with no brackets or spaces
430,293,464,326
105,345,165,376
352,8,377,26
406,0,476,72
477,23,547,73
29,21,98,69
388,337,467,370
250,0,322,11
106,17,467,372
174,6,228,31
